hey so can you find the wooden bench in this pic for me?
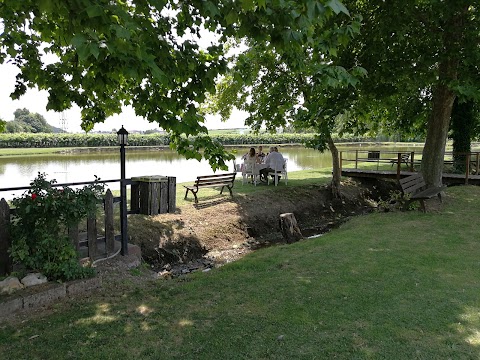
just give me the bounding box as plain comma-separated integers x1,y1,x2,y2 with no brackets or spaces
184,173,236,203
399,173,446,212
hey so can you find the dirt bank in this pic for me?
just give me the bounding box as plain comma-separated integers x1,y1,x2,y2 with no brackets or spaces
127,178,398,276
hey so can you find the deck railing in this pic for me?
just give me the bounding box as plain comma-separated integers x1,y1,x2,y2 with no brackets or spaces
339,150,480,183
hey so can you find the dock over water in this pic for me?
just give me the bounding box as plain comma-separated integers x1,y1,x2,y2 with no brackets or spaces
339,150,480,185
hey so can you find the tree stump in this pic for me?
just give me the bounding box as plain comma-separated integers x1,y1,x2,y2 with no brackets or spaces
279,213,303,243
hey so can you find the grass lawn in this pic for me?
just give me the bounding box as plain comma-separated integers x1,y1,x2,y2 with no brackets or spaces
1,185,480,359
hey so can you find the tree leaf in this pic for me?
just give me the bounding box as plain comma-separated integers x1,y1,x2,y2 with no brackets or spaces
86,5,104,18
71,34,87,49
326,0,350,16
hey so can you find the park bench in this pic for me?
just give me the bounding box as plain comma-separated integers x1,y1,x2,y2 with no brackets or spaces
184,173,236,203
399,173,446,212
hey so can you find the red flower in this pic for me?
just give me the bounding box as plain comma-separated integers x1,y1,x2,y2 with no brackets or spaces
31,193,37,200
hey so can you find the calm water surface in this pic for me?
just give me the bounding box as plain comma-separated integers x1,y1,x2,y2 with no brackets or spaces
0,144,423,200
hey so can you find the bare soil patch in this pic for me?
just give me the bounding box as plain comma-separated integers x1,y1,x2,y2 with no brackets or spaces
127,178,397,277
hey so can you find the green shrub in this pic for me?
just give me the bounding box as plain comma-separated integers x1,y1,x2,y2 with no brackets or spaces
9,173,105,281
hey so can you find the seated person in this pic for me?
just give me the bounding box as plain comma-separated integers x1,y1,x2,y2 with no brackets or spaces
260,146,285,182
243,147,259,182
257,146,266,162
242,147,257,164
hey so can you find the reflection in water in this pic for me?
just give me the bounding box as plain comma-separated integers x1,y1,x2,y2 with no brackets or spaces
0,145,424,200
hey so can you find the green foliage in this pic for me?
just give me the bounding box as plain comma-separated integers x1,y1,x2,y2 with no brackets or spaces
0,132,369,149
376,190,416,212
7,108,54,133
450,98,480,172
9,173,104,281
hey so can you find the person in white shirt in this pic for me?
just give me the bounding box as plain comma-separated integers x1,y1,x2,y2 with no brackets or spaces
260,146,285,183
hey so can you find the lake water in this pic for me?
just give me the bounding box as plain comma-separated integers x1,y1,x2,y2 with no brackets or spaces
0,144,423,200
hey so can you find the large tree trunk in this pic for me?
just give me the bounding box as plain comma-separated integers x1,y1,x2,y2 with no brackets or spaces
327,134,341,198
421,5,466,187
421,77,456,187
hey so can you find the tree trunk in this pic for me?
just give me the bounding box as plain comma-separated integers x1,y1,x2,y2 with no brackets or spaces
421,6,466,187
421,78,456,187
327,134,341,198
451,98,475,173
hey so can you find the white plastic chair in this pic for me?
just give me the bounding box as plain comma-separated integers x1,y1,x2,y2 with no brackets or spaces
242,161,260,185
233,160,242,173
267,159,288,186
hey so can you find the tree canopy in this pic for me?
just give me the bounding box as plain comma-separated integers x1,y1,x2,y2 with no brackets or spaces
4,108,61,133
204,2,364,193
0,0,359,169
337,1,480,186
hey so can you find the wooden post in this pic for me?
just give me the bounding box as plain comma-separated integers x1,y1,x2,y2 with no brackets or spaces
355,150,358,169
149,182,160,215
397,153,401,180
130,182,140,213
159,181,168,214
104,189,115,255
410,151,415,172
87,215,98,260
279,213,303,244
475,152,479,175
0,199,12,276
168,177,176,213
465,152,470,185
69,223,80,253
339,151,343,173
139,182,149,214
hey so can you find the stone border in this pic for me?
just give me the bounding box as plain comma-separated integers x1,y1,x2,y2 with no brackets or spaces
0,276,102,318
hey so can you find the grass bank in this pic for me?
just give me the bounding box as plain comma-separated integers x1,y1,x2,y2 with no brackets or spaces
1,186,480,359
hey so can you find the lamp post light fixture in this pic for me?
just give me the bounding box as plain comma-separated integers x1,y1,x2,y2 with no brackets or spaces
117,125,129,256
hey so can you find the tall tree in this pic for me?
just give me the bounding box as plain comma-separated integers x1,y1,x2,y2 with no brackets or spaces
0,0,368,170
206,2,364,195
0,1,229,168
11,108,53,133
337,1,480,186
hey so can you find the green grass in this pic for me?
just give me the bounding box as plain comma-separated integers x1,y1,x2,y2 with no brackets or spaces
178,169,333,205
1,186,480,359
0,148,74,156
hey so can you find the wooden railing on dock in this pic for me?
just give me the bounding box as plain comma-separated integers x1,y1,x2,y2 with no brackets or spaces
339,150,480,184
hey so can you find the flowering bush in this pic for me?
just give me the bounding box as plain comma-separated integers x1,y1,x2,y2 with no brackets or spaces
10,173,105,281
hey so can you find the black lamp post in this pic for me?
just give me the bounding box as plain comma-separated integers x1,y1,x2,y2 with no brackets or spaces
117,125,129,256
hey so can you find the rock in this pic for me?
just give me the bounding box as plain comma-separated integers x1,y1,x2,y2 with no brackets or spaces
0,276,24,295
21,273,48,287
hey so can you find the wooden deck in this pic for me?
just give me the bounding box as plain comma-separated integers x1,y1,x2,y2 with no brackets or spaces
341,168,480,185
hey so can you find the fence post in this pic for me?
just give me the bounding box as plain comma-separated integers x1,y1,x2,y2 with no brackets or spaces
104,189,115,255
0,199,12,276
339,151,343,173
465,152,470,185
355,150,358,169
397,153,401,180
410,151,415,172
168,176,176,213
87,214,98,260
476,153,479,175
69,223,80,253
130,182,140,213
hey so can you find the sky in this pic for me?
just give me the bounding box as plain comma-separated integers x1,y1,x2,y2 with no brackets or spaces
0,61,248,133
